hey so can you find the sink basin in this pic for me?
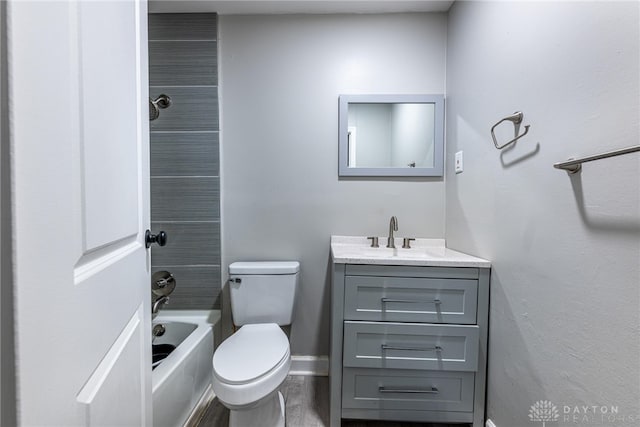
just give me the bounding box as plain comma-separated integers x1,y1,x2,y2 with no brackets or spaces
361,247,445,258
331,236,490,268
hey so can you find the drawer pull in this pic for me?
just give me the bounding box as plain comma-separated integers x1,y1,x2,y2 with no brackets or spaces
381,298,442,305
381,344,442,352
378,386,439,394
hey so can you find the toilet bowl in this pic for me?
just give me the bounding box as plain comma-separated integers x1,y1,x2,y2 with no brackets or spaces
211,262,299,427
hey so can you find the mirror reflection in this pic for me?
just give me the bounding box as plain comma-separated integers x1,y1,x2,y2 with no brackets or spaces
347,103,435,169
338,94,444,177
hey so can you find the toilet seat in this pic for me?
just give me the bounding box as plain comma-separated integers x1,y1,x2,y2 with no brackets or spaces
214,323,289,384
212,323,291,407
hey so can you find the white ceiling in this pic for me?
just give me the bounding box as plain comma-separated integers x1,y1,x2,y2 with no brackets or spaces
149,0,455,15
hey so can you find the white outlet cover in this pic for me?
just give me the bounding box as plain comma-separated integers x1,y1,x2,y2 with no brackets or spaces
455,151,464,173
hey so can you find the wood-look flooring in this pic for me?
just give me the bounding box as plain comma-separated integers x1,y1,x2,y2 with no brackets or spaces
195,375,469,427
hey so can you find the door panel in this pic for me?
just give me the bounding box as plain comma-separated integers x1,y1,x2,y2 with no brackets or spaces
80,1,140,252
77,307,145,427
8,0,152,425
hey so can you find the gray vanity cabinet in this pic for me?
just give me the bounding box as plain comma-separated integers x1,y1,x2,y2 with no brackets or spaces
330,263,490,427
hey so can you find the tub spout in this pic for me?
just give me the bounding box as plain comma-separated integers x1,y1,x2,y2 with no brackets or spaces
152,295,169,314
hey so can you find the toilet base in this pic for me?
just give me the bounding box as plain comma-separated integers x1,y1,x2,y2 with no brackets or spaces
229,390,285,427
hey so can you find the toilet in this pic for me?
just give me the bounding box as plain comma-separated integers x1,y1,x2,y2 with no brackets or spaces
212,261,299,427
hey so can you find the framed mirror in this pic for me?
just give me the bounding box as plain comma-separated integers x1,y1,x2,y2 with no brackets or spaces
338,94,444,177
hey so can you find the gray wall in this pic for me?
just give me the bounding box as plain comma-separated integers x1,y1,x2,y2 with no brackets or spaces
446,2,640,426
219,13,448,355
0,0,16,423
148,13,221,309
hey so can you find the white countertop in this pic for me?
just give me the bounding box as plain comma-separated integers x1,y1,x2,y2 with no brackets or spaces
330,235,491,268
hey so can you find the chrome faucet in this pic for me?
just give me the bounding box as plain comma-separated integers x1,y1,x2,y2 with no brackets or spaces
387,216,398,248
152,295,168,315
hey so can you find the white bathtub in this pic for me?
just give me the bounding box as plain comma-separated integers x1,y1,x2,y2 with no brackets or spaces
152,310,220,427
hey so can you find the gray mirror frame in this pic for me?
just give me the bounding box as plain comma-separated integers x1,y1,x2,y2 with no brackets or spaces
338,94,444,177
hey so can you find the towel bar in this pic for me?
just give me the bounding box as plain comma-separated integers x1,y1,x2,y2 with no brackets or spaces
553,145,640,174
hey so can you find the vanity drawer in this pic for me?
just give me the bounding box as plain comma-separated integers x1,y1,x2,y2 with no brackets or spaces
343,321,479,372
342,368,474,412
344,276,477,324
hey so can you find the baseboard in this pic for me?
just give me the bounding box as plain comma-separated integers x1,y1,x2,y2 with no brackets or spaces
184,384,214,427
486,419,497,427
289,355,328,376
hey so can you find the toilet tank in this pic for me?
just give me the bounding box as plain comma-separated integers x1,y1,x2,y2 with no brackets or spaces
228,261,300,326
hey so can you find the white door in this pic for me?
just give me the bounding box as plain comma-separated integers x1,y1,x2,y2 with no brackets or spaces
8,0,152,425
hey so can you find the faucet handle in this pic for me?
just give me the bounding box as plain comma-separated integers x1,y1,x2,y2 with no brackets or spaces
402,237,416,249
367,236,379,248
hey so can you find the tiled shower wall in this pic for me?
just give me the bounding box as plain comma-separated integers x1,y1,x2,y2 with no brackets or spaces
148,13,221,309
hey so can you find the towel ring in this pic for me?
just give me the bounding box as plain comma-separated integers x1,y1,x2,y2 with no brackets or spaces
491,111,530,150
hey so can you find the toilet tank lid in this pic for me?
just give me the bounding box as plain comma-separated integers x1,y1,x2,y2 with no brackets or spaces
229,261,300,275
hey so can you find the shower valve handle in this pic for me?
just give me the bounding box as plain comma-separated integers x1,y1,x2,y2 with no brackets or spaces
145,230,168,248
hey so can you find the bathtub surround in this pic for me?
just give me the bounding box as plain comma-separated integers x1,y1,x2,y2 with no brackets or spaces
219,12,448,357
148,13,222,310
445,2,640,427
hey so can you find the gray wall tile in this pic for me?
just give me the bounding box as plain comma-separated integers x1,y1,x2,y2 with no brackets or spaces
153,266,221,309
149,41,218,86
151,177,220,222
149,13,217,41
151,222,220,266
149,13,221,311
150,132,219,177
164,288,221,310
150,86,218,131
